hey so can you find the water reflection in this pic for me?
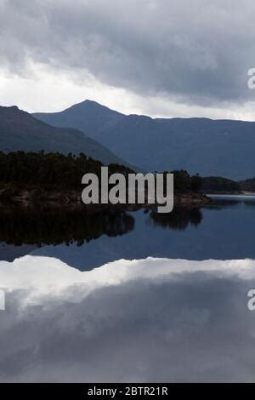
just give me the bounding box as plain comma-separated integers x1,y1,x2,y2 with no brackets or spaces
150,207,202,229
0,257,255,382
0,196,255,382
0,206,203,249
0,207,134,246
1,196,255,267
30,196,255,269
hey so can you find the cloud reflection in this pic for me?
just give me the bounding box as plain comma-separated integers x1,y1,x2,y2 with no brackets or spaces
0,257,255,382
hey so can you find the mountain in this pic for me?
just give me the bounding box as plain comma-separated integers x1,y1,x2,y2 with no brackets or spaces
34,100,125,138
35,100,255,180
0,105,128,166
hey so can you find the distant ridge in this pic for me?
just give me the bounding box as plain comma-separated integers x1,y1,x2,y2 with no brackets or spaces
0,105,130,167
35,100,255,180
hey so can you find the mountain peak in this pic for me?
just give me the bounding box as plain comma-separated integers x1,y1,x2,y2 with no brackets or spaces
0,105,20,113
70,99,102,108
64,99,124,117
0,105,32,123
34,99,126,139
83,99,103,106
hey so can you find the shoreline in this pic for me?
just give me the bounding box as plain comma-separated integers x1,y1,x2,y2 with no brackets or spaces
0,186,211,211
206,192,255,197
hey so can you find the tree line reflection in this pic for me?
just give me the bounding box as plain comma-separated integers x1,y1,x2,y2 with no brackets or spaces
0,206,204,246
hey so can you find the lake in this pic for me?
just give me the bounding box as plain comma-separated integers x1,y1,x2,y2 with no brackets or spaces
0,195,255,382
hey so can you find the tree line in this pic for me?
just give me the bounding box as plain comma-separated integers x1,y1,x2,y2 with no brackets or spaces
0,151,203,193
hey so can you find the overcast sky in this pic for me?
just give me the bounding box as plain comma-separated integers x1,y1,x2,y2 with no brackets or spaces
1,0,255,119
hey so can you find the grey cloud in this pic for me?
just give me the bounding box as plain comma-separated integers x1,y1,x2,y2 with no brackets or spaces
1,1,255,106
0,271,255,382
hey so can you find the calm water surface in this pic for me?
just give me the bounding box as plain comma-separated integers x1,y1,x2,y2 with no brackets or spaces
0,196,255,382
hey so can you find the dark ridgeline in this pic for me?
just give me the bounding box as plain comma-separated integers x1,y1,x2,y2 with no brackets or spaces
201,176,241,194
239,178,255,192
201,176,255,193
35,99,255,180
0,105,128,166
